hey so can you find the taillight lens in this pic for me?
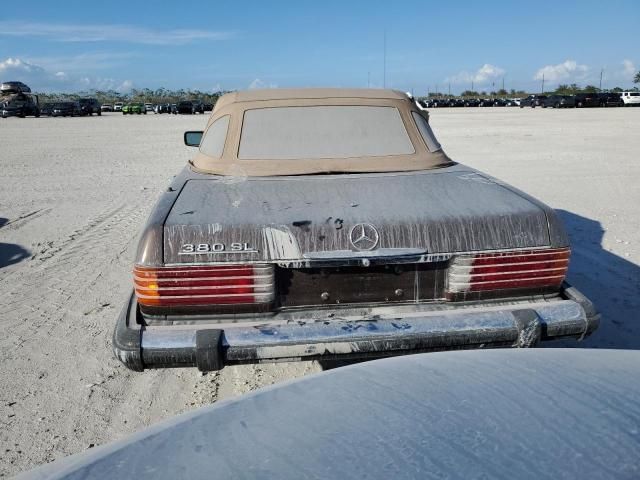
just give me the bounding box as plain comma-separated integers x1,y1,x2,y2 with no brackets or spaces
133,264,274,306
447,248,569,295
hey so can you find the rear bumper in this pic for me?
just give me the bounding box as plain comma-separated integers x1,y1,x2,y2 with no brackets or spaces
113,283,600,372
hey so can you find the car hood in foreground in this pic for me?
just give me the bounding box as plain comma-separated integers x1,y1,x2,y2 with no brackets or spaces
19,349,640,480
161,165,567,264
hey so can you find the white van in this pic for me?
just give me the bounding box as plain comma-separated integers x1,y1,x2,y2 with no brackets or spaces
114,102,124,111
620,91,640,106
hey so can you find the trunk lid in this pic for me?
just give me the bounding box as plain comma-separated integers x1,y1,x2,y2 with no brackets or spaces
163,167,551,265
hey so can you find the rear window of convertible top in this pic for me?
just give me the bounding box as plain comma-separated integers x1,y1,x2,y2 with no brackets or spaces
237,105,415,160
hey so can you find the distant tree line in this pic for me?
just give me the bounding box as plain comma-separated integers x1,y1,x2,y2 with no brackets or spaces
33,88,228,105
425,75,640,98
30,71,640,103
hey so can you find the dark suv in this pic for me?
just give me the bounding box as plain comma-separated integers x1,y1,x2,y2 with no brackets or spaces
0,92,40,118
177,100,205,114
51,101,82,117
542,95,576,108
574,93,600,108
78,98,102,116
597,92,623,107
520,95,547,107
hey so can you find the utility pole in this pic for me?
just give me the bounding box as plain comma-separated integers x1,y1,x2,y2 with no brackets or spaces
541,73,545,94
435,83,438,95
383,30,387,89
599,68,603,90
448,83,451,96
471,80,474,92
502,76,505,91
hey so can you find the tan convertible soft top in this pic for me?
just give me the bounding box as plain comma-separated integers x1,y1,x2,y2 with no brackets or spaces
190,88,453,176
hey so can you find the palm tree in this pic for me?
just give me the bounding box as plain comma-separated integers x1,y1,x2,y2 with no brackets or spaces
634,71,640,84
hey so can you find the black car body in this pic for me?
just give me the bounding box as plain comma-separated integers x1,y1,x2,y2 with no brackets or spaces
0,92,40,118
155,103,173,114
463,98,481,107
39,102,55,116
177,100,205,114
520,95,547,107
421,98,447,108
112,88,598,372
0,81,31,94
574,93,600,108
542,95,576,108
597,92,623,107
78,98,101,115
51,102,81,117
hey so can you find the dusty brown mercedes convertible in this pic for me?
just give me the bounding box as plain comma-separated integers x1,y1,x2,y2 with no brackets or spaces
113,88,599,372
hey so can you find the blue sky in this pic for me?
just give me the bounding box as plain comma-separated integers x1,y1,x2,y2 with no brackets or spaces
0,0,638,94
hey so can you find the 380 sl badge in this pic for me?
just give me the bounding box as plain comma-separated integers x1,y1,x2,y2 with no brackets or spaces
179,242,258,255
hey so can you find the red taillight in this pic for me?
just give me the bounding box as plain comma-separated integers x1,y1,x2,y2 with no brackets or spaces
447,248,570,295
134,264,274,306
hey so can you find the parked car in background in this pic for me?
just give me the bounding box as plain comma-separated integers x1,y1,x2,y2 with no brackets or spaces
621,91,640,106
542,95,576,108
170,103,178,113
0,81,31,94
101,104,113,112
78,98,101,116
39,102,55,116
114,102,124,112
203,102,214,112
420,98,438,108
492,98,508,107
463,98,481,107
144,103,154,113
597,92,623,107
113,88,598,372
520,95,547,107
177,100,204,114
154,103,173,114
51,101,82,117
574,92,600,108
0,92,40,118
506,98,520,106
122,103,146,115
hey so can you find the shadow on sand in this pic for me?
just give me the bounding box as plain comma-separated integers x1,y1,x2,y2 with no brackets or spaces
554,210,640,349
0,217,31,269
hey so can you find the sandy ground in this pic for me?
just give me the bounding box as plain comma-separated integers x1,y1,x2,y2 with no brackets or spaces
1,107,639,476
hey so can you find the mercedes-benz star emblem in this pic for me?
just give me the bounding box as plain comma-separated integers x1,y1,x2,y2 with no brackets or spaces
349,223,380,251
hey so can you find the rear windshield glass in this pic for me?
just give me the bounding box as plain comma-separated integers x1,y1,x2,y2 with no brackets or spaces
238,106,415,159
630,93,639,97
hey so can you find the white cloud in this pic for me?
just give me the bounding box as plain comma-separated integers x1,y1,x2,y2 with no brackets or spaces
533,60,589,82
0,21,234,45
26,52,138,74
0,57,132,92
622,59,636,79
446,64,505,85
248,78,278,89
